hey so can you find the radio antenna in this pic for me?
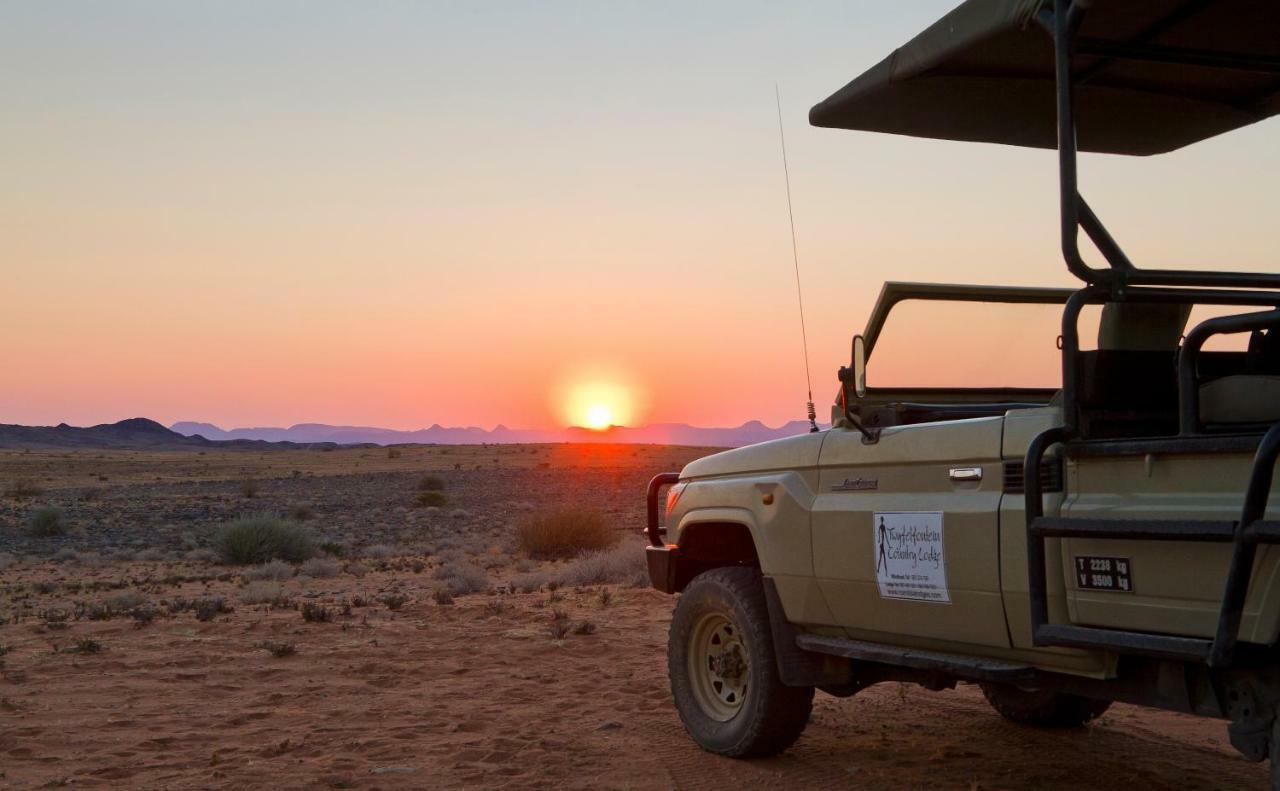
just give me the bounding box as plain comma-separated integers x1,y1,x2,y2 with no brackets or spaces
775,85,819,433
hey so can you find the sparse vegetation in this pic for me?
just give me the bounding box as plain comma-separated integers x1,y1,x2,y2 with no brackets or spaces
26,506,67,537
190,597,232,622
319,541,347,558
240,478,261,498
240,581,289,606
4,478,44,498
414,490,447,508
74,638,104,654
288,504,316,521
387,447,402,459
432,589,455,605
214,515,317,565
300,602,332,623
244,559,295,582
572,620,597,636
380,593,409,611
363,544,396,560
300,557,341,579
258,641,297,658
417,475,445,491
516,506,617,559
432,558,490,596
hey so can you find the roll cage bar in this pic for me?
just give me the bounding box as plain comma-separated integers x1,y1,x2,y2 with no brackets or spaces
1043,0,1280,292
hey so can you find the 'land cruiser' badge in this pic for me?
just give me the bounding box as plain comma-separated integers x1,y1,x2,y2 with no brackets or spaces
832,477,878,491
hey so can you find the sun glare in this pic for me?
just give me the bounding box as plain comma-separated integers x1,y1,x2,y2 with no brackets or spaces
558,377,639,430
584,404,613,430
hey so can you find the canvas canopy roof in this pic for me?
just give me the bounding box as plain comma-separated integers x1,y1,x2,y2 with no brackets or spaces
809,0,1280,156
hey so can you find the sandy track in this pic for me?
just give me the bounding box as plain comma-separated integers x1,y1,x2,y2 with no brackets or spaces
1,582,1268,789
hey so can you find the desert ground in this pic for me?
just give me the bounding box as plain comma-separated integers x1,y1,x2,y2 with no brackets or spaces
0,444,1269,789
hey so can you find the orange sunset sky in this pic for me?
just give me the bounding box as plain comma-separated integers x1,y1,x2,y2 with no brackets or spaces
3,2,1277,431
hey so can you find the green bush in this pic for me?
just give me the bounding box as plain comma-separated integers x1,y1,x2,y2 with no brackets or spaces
27,506,66,537
516,507,617,560
415,490,447,508
214,515,317,565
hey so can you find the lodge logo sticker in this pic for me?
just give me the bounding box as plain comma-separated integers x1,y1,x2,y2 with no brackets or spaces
873,511,949,604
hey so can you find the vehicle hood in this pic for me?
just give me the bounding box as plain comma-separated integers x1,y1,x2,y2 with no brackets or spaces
680,431,826,480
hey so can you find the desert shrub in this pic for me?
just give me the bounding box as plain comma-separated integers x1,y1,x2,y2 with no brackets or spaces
300,602,331,623
5,478,44,498
450,508,471,520
259,641,296,658
184,548,220,564
380,593,409,611
299,557,341,579
288,504,315,521
74,638,104,654
193,597,231,622
53,547,78,562
432,589,455,606
556,542,648,587
417,475,445,491
549,619,571,640
319,541,347,558
26,506,66,537
240,581,289,606
598,588,613,607
134,548,166,562
214,516,317,565
387,447,402,459
240,478,260,498
0,553,14,571
363,544,396,560
432,559,490,596
344,561,368,578
572,620,597,636
414,491,447,508
516,507,616,560
106,591,146,611
244,559,295,582
131,606,158,627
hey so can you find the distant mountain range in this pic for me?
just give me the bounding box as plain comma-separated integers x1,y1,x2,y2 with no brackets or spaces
0,418,362,450
0,417,819,451
172,419,819,447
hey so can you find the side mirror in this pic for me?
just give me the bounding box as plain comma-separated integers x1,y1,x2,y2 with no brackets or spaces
851,335,867,398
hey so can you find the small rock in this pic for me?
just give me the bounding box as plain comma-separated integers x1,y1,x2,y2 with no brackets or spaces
596,721,623,732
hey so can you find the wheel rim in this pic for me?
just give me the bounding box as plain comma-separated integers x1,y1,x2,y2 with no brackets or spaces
687,612,750,722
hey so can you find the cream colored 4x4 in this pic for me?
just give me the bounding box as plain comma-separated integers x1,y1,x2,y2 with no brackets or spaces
646,1,1280,783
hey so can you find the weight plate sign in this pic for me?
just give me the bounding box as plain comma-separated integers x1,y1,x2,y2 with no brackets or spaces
1074,556,1133,593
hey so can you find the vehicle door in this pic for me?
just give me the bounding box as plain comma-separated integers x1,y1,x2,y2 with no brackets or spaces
811,417,1010,649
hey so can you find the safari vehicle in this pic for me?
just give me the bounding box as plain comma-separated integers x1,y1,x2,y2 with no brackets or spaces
645,0,1280,780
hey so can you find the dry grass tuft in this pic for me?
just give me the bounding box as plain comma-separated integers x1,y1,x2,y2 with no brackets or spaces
214,515,317,565
515,507,617,560
417,475,445,491
26,506,67,537
244,559,295,582
258,641,297,658
5,478,44,498
299,557,341,579
432,558,490,596
300,602,332,623
240,581,289,606
414,491,447,508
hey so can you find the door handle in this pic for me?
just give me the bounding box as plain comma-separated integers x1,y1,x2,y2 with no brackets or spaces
949,466,982,483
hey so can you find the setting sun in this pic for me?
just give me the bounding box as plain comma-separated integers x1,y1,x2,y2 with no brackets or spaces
556,375,641,430
584,404,613,430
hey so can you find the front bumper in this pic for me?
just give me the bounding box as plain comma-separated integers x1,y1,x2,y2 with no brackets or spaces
646,544,682,593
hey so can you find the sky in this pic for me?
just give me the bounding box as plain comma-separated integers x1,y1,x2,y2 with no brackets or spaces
3,1,1278,431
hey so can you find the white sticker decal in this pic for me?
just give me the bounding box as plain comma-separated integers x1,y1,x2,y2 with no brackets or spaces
873,512,949,604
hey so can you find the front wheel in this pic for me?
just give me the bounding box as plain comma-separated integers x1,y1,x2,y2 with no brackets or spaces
668,567,814,757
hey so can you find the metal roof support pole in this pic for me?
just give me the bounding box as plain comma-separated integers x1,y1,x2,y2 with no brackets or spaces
1053,0,1115,287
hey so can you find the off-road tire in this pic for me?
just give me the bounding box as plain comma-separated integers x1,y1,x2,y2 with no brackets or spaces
979,682,1111,728
668,566,814,758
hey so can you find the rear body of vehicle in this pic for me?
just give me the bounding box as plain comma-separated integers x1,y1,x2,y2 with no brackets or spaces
647,0,1280,782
